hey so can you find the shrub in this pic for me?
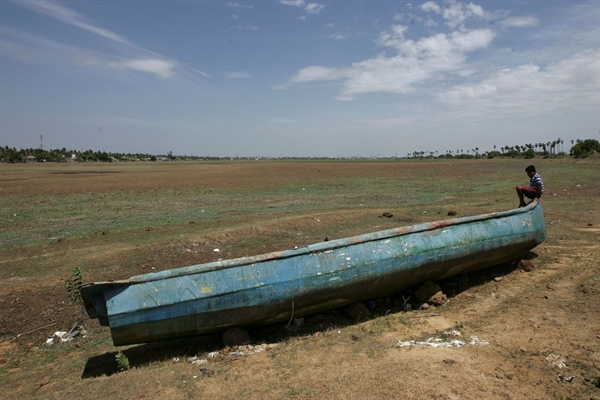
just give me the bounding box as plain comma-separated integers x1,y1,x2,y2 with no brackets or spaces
570,139,600,158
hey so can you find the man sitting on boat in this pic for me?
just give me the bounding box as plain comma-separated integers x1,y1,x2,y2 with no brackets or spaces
516,165,544,207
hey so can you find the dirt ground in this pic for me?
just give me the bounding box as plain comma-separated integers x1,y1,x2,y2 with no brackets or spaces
0,158,599,399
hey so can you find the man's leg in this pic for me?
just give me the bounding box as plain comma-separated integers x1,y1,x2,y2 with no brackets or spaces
516,186,527,207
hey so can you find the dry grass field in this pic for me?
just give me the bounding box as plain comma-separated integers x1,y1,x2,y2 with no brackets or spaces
1,157,599,399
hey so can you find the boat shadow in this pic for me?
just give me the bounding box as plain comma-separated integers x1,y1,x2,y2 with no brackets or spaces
81,333,224,378
81,251,538,379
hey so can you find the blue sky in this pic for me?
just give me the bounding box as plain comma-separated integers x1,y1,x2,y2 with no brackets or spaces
1,0,598,157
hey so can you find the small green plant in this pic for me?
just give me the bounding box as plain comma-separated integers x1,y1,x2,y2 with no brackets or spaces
65,267,83,304
115,351,130,371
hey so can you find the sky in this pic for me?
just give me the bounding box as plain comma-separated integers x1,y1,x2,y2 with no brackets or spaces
0,0,598,157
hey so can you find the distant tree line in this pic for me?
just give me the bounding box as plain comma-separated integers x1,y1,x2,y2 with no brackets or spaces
1,138,598,163
410,138,600,160
0,147,207,163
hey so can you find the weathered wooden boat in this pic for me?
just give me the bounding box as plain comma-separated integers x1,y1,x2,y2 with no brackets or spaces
81,201,546,346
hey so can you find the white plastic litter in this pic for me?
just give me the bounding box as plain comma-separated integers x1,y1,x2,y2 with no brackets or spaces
206,343,278,358
394,331,488,348
546,354,567,368
45,329,81,345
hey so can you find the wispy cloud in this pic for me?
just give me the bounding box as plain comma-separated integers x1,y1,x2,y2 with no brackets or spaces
189,67,212,78
279,0,325,16
5,0,186,80
227,2,253,10
111,59,177,79
0,26,87,64
10,0,130,44
329,33,347,40
226,71,252,79
1,26,181,80
501,16,539,28
235,25,259,31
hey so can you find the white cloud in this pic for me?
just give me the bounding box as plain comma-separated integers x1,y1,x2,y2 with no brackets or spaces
114,59,177,79
279,0,305,7
226,71,252,79
288,26,495,100
305,3,326,14
279,0,325,15
501,16,539,28
435,50,599,116
441,0,491,28
424,18,438,28
330,33,347,40
289,66,346,83
421,1,441,14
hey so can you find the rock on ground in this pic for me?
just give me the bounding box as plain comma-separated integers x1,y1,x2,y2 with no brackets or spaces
415,281,448,306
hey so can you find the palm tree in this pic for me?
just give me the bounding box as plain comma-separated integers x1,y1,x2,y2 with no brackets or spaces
559,138,564,154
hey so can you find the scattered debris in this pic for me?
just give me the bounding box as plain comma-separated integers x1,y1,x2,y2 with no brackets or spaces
208,343,278,359
557,374,574,383
394,330,488,348
546,354,567,368
188,356,208,365
44,323,85,345
46,331,74,345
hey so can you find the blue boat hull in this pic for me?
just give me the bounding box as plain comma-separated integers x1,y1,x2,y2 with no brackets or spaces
81,202,546,346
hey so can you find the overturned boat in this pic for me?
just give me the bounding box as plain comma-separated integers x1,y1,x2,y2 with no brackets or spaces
81,201,546,346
